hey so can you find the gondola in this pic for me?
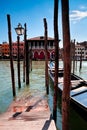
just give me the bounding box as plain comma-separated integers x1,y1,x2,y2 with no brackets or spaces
48,61,87,117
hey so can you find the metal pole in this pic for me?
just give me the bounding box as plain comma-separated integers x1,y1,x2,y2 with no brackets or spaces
7,14,16,97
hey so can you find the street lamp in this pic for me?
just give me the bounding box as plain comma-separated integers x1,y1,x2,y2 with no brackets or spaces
15,23,24,36
15,23,24,88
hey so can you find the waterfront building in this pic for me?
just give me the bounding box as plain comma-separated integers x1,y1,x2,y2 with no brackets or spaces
0,36,62,60
27,36,55,60
60,41,87,61
1,42,10,58
12,41,24,59
75,42,87,60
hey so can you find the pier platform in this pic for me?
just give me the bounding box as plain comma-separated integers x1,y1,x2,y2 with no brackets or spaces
0,95,56,130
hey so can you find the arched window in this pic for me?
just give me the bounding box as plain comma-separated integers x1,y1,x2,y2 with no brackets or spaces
39,51,45,59
34,51,38,60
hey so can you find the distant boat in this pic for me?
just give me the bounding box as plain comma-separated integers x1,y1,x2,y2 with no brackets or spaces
48,61,55,71
48,61,63,77
48,61,87,117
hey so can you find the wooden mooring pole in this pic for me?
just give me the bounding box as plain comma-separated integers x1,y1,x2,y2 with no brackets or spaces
61,0,71,130
7,14,16,97
72,39,75,74
23,35,26,82
30,48,32,71
79,48,82,72
53,0,59,123
43,18,49,95
24,23,29,85
17,35,21,88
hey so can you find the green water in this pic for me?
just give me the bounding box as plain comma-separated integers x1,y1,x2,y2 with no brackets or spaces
0,61,45,113
0,60,87,130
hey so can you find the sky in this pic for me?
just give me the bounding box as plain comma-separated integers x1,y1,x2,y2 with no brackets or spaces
0,0,87,48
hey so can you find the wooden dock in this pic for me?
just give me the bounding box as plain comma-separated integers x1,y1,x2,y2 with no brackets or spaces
0,95,56,130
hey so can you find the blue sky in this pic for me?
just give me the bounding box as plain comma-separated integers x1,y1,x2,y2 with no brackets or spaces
0,0,87,48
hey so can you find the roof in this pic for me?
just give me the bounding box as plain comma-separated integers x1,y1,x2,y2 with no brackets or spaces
27,36,54,41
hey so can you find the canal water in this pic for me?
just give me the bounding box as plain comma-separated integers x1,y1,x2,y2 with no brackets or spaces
0,60,87,130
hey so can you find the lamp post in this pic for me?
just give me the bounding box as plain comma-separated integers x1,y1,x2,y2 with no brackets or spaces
15,23,24,88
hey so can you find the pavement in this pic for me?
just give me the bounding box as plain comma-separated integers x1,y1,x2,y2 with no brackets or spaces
0,95,56,130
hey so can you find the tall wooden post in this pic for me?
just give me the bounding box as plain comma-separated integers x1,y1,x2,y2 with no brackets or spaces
7,14,16,97
23,27,26,82
30,48,32,71
76,54,77,71
25,23,29,85
29,44,32,72
53,0,59,123
17,35,21,88
73,39,75,74
61,0,71,130
79,48,82,72
43,18,49,95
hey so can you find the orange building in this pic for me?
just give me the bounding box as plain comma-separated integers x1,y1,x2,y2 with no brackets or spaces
12,41,24,58
0,41,24,59
1,42,10,58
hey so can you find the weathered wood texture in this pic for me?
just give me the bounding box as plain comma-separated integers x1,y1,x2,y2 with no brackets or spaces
44,18,49,94
61,0,71,130
7,14,16,97
53,0,59,123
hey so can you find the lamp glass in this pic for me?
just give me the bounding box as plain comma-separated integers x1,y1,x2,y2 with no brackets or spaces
15,23,24,36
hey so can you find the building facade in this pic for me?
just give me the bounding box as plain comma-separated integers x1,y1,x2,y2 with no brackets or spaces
27,36,55,60
1,42,10,58
2,38,87,61
0,36,55,60
12,41,24,58
60,41,87,61
75,42,87,60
